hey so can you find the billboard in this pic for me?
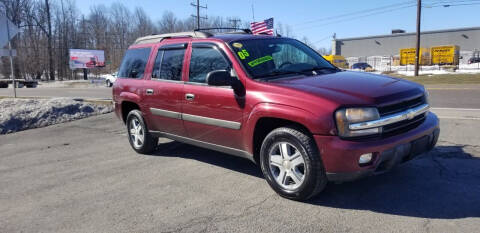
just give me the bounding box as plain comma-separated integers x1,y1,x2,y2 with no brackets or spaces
69,49,105,69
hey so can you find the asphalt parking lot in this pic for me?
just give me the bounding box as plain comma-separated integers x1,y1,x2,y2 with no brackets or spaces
1,106,479,232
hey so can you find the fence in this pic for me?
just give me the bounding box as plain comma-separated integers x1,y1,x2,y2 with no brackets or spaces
346,50,480,73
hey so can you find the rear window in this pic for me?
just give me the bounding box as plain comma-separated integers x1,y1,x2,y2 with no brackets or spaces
118,48,151,79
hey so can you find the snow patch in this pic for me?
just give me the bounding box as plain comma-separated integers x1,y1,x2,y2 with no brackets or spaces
0,98,113,134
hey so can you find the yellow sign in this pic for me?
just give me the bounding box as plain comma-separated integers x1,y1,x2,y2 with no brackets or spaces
400,48,430,66
431,45,460,65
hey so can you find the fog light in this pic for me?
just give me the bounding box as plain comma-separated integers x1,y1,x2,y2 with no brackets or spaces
359,153,373,165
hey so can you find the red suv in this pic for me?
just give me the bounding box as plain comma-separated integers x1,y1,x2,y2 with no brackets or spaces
113,30,439,200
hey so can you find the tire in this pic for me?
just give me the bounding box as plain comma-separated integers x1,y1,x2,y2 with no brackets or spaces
259,126,327,201
106,80,112,87
126,110,157,154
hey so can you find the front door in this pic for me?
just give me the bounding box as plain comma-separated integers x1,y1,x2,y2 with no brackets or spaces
182,42,245,150
143,43,188,136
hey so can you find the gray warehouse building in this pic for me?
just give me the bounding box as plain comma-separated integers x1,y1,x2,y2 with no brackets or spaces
332,26,480,57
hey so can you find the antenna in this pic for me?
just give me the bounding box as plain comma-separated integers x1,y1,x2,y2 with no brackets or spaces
190,0,207,30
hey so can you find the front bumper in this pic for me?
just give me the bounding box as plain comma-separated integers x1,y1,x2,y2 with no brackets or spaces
314,112,440,182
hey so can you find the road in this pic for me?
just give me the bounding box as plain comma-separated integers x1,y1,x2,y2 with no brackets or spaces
0,87,112,100
1,84,479,108
1,109,479,232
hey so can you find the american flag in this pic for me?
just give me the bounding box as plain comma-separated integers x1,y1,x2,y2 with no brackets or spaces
250,18,274,35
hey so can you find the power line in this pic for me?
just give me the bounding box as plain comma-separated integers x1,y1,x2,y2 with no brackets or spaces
296,3,417,31
292,0,416,27
294,0,478,31
428,2,480,7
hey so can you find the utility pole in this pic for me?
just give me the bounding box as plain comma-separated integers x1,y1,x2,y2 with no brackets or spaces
229,18,241,30
414,0,421,76
190,0,207,30
45,0,54,81
4,5,16,97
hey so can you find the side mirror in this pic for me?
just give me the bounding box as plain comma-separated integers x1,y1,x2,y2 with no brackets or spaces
206,70,234,86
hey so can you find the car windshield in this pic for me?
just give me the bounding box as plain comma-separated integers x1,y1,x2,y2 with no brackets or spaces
229,38,338,79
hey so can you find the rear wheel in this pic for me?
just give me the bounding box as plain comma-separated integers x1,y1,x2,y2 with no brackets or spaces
126,110,157,154
260,126,327,201
106,80,112,87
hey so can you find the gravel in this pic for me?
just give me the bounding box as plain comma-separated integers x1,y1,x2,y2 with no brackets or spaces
0,98,113,134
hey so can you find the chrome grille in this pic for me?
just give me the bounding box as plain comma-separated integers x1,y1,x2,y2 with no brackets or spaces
379,95,427,136
378,95,426,116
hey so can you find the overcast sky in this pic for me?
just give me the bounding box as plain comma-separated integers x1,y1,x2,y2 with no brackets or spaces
76,0,479,49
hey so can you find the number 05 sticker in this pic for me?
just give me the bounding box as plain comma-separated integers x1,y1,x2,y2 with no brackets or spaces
237,49,250,60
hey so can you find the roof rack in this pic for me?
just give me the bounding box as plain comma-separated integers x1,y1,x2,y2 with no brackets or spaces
134,31,213,44
194,28,252,34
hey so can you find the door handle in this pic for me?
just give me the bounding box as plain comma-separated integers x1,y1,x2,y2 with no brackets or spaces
146,89,154,95
185,93,195,101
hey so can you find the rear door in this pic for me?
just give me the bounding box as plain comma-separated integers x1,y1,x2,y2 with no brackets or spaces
182,42,245,150
142,43,188,136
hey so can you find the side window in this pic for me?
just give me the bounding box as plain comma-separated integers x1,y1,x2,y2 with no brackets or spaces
189,46,230,84
152,48,185,81
118,48,151,78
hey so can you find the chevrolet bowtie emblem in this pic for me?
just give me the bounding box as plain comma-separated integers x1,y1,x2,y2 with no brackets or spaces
405,109,416,120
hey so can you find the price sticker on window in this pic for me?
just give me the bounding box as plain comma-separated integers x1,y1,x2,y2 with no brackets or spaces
237,49,250,60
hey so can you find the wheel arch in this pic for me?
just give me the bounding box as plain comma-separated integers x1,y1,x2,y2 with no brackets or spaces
245,103,329,164
121,101,141,124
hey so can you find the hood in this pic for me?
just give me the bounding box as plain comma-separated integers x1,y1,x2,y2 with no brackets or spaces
269,71,424,106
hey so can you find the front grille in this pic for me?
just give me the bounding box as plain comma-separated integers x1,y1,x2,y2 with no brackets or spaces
379,94,427,137
382,113,426,136
378,95,426,116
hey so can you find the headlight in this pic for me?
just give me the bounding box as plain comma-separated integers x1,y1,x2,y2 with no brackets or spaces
335,107,381,137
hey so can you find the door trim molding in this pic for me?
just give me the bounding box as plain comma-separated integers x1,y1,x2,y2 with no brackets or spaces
149,107,241,130
182,113,241,130
149,130,254,161
150,108,182,120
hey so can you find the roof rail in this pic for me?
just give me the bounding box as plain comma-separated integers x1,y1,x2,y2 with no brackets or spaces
134,31,213,45
194,28,252,34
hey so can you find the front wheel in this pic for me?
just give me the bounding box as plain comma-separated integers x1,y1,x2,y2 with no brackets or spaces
126,110,157,154
260,126,327,201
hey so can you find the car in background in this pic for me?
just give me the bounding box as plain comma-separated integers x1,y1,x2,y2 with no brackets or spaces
468,57,480,64
322,55,349,69
102,72,117,87
351,62,372,70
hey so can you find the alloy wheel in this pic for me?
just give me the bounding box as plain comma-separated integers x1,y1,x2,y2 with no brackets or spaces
268,142,306,190
129,117,144,148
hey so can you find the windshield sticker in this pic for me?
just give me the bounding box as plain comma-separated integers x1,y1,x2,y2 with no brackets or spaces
248,55,273,67
237,49,250,60
232,42,243,48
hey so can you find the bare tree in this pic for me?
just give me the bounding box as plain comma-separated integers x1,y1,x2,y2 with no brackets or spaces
0,1,303,80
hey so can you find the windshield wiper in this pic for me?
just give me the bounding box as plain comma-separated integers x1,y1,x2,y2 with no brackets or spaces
300,66,340,74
